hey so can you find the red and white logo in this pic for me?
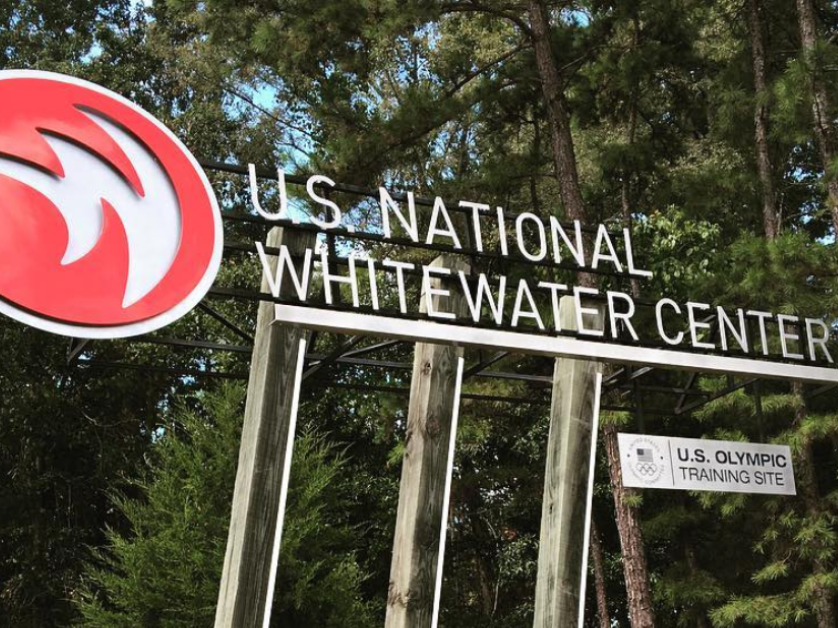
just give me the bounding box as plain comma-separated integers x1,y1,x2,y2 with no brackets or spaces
0,70,223,338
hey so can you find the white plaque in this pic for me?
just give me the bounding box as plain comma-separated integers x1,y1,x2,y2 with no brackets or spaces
618,433,796,495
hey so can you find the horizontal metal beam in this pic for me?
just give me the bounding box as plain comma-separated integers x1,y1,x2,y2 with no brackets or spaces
138,336,252,354
222,227,640,280
303,336,363,381
805,383,838,400
72,357,675,414
72,360,556,406
123,335,740,397
343,339,403,357
128,336,548,384
675,378,758,416
304,352,551,384
75,359,247,380
274,305,838,384
613,383,707,396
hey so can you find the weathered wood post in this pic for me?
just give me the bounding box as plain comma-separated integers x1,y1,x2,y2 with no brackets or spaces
533,295,603,627
385,255,470,628
215,226,314,628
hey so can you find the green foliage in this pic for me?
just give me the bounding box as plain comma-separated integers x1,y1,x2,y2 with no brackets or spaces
707,232,838,315
75,384,374,628
641,208,721,301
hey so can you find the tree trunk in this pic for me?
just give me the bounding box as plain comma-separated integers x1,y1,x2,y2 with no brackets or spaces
32,453,46,628
473,548,495,617
604,424,656,628
464,489,496,617
525,6,656,625
622,13,642,298
795,0,838,234
526,0,586,225
746,0,780,238
684,543,711,628
793,381,838,627
590,519,612,628
525,6,655,625
531,115,543,216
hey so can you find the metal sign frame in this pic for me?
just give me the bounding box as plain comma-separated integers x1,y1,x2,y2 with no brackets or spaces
274,304,838,384
63,161,838,628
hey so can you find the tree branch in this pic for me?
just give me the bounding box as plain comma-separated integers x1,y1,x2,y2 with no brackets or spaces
444,43,528,98
440,1,532,36
223,84,319,142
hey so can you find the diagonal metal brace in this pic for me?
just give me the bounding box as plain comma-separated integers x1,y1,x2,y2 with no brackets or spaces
198,303,254,343
302,335,364,381
463,351,508,381
67,338,91,365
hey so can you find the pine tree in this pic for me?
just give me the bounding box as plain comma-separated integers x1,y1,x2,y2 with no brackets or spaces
75,384,374,628
746,0,780,238
795,0,838,235
699,234,838,626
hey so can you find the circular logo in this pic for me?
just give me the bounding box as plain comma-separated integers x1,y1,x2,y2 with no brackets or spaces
0,70,222,338
626,437,666,486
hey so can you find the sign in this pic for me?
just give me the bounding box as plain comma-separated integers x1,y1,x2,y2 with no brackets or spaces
618,433,796,495
3,71,836,385
249,169,838,383
0,70,223,338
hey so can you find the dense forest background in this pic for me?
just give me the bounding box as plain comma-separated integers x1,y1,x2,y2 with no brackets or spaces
3,0,838,626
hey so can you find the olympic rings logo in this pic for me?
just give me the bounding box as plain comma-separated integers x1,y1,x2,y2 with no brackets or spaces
634,462,658,476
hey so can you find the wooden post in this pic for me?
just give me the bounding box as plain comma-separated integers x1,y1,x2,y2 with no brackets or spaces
533,295,603,628
215,226,314,628
385,255,470,628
